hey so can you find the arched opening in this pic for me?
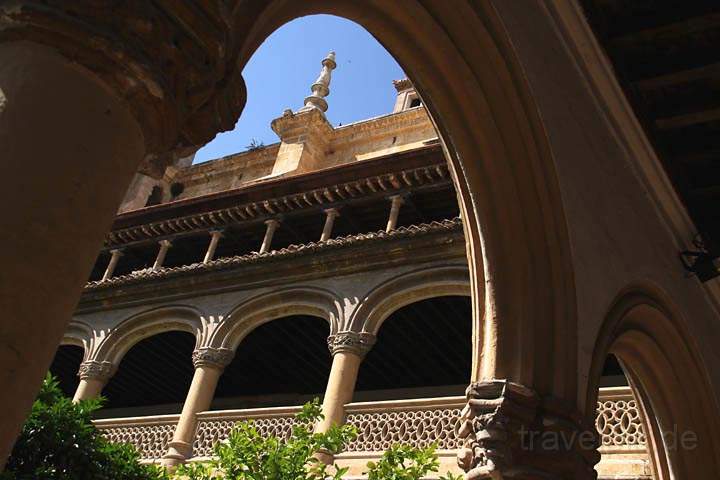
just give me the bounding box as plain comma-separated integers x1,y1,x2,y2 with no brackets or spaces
48,345,84,398
588,291,720,479
356,295,472,401
99,331,196,418
212,315,330,410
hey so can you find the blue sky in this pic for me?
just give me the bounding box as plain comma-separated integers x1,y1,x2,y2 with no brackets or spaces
193,15,405,163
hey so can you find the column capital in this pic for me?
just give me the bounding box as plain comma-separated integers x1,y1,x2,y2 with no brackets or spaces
327,331,376,357
192,347,234,370
264,218,282,227
0,2,245,175
109,248,125,256
456,380,599,479
158,239,173,248
77,360,115,382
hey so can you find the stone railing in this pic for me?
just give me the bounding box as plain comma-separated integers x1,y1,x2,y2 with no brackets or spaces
193,405,302,459
94,387,647,464
94,414,179,461
344,396,464,452
596,386,646,451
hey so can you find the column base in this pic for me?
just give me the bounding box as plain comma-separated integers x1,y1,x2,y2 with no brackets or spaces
456,380,600,479
161,440,193,467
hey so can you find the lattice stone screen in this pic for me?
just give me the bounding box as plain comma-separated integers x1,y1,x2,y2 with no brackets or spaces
95,415,179,461
193,407,302,458
596,387,646,449
95,387,646,462
345,398,464,451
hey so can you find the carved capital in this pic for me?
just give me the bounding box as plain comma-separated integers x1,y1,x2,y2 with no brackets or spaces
192,347,234,370
456,380,599,480
77,360,115,381
0,2,245,174
327,331,376,356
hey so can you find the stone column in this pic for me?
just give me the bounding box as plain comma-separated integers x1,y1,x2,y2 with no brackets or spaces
320,208,340,242
101,249,124,281
152,239,172,270
162,347,234,466
0,3,245,466
73,360,115,402
317,332,376,434
203,230,224,263
259,219,280,254
385,195,405,232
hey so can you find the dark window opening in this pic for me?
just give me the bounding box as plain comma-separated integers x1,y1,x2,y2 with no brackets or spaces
145,186,163,206
49,345,84,397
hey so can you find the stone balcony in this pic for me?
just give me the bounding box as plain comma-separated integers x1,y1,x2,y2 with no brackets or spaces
94,387,651,479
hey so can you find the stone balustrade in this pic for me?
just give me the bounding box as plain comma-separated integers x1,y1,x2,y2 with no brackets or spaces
94,387,649,475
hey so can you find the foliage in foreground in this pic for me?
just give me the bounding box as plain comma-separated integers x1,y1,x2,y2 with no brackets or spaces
175,398,462,480
1,374,167,480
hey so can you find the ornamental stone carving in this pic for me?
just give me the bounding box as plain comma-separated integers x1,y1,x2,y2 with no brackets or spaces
0,1,245,173
456,380,599,479
192,347,234,370
78,360,115,381
327,331,376,356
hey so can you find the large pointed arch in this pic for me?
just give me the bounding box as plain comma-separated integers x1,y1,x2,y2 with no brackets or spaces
227,1,577,400
588,287,720,478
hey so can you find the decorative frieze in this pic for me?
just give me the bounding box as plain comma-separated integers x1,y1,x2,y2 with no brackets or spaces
327,331,376,356
77,360,115,381
192,347,234,370
456,380,599,479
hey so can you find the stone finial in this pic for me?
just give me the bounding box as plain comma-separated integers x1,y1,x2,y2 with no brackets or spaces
327,331,376,356
299,52,337,113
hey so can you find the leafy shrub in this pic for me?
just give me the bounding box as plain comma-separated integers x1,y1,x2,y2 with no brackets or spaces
175,399,356,480
365,444,462,480
1,374,167,480
174,398,463,480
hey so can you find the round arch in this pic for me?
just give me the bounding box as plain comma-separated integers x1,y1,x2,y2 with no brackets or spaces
228,1,577,399
212,287,342,351
587,288,720,478
348,264,471,335
94,305,203,366
60,320,94,360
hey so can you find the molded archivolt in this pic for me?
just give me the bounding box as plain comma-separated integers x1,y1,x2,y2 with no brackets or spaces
588,287,720,479
348,264,471,335
91,306,203,365
210,287,343,351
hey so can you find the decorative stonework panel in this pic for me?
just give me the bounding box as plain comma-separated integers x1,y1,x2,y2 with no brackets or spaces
596,392,646,448
193,410,301,458
345,401,463,451
96,420,177,460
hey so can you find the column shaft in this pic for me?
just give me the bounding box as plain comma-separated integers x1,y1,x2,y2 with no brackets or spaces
153,239,172,270
162,365,222,466
72,378,105,403
102,249,123,281
0,42,144,465
316,351,362,433
203,230,223,263
259,219,280,254
320,208,339,242
385,195,405,232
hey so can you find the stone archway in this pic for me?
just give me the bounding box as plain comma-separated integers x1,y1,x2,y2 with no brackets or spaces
587,289,720,478
0,2,580,471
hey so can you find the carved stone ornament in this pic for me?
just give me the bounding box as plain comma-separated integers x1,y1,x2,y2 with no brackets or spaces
192,347,234,370
78,360,115,381
327,331,376,356
456,380,599,480
0,1,246,175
